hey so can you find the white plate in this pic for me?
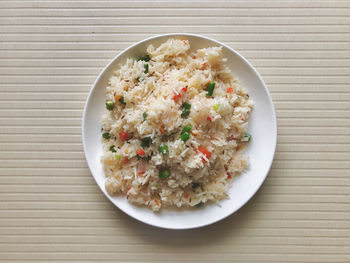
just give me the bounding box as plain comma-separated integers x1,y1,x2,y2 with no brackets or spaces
82,33,277,230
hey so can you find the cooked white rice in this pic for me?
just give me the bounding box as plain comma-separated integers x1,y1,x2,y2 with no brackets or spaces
101,38,253,211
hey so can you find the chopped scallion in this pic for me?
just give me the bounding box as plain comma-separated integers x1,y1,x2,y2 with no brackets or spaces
118,96,126,105
181,108,190,118
105,101,115,110
242,133,252,142
195,202,204,207
182,102,191,109
141,137,152,148
206,81,216,97
102,132,110,139
192,182,201,189
158,168,170,179
137,55,150,62
144,63,149,74
213,103,221,111
181,102,191,118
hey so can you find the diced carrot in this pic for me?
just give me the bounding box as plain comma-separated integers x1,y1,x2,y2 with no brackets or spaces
160,126,165,134
192,55,197,59
127,187,131,194
154,199,159,206
136,149,145,155
237,145,241,151
207,116,212,122
138,170,146,176
184,193,189,198
226,87,234,93
198,146,211,159
172,93,181,102
198,146,211,163
180,37,184,41
114,95,121,101
119,132,130,142
224,165,232,179
171,87,188,102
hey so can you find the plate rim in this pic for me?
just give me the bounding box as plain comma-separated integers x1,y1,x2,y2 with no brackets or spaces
82,33,278,230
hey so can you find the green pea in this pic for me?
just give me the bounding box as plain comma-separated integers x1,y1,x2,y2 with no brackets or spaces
182,125,192,133
158,144,169,155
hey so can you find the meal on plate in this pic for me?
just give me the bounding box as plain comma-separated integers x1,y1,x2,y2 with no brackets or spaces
101,38,253,211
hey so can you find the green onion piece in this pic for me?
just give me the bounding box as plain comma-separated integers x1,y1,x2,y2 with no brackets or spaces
105,101,115,110
180,131,190,142
242,133,252,142
195,202,204,207
158,144,169,155
182,125,192,134
182,102,191,109
118,96,126,105
143,112,147,121
102,132,110,139
181,108,190,118
181,102,191,118
206,81,216,97
192,182,201,189
141,137,152,148
144,63,149,74
137,155,151,161
137,55,150,62
158,168,170,179
213,103,221,111
115,154,121,160
109,146,116,152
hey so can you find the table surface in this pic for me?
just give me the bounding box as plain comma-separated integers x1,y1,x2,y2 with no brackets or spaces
1,1,350,262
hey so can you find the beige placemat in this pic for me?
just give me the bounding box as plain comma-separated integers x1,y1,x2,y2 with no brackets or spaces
1,1,349,262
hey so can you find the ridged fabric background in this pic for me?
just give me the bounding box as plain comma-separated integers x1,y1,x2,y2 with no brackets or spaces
0,0,349,262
